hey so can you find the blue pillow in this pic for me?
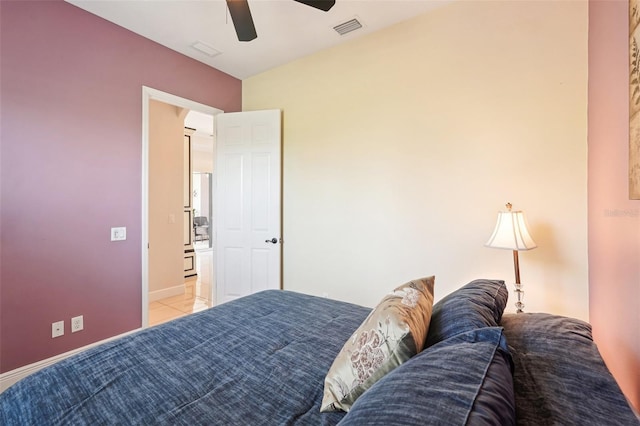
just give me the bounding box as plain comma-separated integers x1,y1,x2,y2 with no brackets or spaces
501,313,640,425
425,279,508,348
337,327,516,425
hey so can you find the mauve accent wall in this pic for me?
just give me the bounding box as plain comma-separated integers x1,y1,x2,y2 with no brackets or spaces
0,0,241,372
588,0,640,411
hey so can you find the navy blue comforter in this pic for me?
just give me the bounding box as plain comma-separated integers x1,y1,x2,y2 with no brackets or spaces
0,290,369,425
3,286,638,426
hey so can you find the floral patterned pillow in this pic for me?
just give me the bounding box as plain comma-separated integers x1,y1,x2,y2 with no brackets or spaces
320,276,435,412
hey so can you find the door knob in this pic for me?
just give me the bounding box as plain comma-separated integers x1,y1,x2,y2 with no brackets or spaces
265,238,278,244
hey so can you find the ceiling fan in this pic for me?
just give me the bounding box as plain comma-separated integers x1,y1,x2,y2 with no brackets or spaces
226,0,336,42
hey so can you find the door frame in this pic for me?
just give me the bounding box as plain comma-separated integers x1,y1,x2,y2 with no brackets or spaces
141,86,222,327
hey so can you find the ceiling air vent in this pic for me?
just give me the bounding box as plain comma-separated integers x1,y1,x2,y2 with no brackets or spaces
333,18,363,36
190,41,222,58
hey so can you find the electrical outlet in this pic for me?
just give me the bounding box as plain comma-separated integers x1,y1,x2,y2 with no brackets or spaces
71,315,84,333
52,321,64,338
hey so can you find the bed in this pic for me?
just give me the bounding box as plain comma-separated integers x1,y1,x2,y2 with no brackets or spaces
1,279,638,425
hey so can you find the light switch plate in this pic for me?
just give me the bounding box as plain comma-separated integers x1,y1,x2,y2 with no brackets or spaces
111,227,126,241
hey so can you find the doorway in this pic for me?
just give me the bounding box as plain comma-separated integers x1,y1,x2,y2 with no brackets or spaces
193,172,212,250
141,86,221,327
188,114,215,304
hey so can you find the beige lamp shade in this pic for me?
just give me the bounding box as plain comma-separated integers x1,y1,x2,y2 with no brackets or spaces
485,209,537,251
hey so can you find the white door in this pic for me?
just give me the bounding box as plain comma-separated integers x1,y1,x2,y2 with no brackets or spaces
215,110,281,304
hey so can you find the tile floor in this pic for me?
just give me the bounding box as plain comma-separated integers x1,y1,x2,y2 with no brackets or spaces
148,282,210,326
148,249,214,327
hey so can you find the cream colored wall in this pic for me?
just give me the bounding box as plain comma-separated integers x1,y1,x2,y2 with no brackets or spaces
244,0,589,319
149,100,186,293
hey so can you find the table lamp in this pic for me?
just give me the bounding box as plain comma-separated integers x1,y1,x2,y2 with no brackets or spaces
485,203,537,313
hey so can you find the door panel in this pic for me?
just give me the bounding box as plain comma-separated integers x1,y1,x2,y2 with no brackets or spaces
222,154,243,231
215,110,281,304
251,248,269,292
251,153,270,231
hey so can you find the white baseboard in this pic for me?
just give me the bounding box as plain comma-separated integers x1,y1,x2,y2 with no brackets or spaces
148,284,185,302
0,328,141,393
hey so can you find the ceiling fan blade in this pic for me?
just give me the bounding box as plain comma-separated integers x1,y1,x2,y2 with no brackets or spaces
226,0,257,42
293,0,336,12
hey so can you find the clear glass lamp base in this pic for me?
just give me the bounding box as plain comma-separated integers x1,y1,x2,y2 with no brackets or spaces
514,283,525,313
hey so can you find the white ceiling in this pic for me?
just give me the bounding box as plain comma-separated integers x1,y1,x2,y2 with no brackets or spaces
185,110,215,141
66,0,448,80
